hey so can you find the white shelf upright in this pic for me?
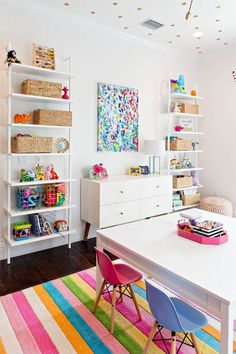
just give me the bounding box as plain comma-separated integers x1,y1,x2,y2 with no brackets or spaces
6,60,76,264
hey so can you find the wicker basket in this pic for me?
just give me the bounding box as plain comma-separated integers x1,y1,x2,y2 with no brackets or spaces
33,110,72,126
173,175,193,189
179,103,199,114
181,193,200,206
170,139,192,151
11,136,53,153
22,80,62,98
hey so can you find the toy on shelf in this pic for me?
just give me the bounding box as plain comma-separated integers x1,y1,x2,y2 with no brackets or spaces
191,89,197,96
171,75,186,94
12,221,32,241
174,125,184,132
170,157,181,170
29,213,54,236
44,163,59,180
140,165,149,175
128,166,142,176
43,183,66,207
192,142,199,150
170,102,181,113
36,164,45,180
55,137,70,153
53,220,69,233
16,186,43,210
14,114,32,124
5,49,21,66
89,163,108,180
181,157,194,169
62,86,70,99
191,170,201,186
20,169,36,182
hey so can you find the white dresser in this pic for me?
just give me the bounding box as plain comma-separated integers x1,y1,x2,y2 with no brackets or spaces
80,174,172,239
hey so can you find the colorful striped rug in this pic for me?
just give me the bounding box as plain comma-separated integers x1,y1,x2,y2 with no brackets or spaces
0,266,235,353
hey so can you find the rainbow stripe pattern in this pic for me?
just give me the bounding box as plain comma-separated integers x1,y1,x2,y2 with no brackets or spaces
0,266,235,353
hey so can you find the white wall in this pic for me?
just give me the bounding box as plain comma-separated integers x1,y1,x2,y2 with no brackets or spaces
198,46,236,215
0,5,197,259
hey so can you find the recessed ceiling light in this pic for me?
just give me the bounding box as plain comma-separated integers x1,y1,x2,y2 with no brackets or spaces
90,11,95,14
64,1,70,5
216,5,221,9
194,27,199,30
198,51,202,54
218,29,223,32
148,33,152,36
193,15,198,18
193,31,204,38
124,26,128,29
176,34,181,37
113,2,118,5
224,42,228,45
168,41,172,43
196,46,200,49
216,19,220,22
137,7,142,11
217,38,221,40
118,15,123,18
171,24,175,27
182,2,187,5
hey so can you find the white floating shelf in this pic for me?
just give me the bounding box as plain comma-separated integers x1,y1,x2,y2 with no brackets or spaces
170,112,204,118
170,167,203,173
167,150,203,153
6,229,76,247
168,131,204,135
8,178,76,187
173,204,199,211
6,204,76,217
9,152,71,157
10,93,75,104
9,63,76,79
170,93,203,100
11,123,72,129
173,185,203,192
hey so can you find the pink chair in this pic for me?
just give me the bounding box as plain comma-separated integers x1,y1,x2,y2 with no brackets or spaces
93,247,142,334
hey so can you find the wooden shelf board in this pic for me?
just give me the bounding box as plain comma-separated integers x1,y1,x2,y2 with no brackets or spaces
6,229,76,247
7,178,76,187
10,93,75,104
6,204,76,217
9,63,76,79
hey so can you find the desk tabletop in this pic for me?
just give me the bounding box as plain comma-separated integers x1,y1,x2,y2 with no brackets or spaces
97,209,236,303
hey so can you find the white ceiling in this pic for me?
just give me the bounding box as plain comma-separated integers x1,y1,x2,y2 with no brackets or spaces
3,0,236,54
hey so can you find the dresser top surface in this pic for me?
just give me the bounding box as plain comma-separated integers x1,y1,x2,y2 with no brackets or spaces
81,174,170,184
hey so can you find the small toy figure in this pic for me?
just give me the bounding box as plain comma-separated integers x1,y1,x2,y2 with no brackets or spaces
5,49,21,66
174,125,184,132
191,89,197,96
176,75,186,93
181,157,193,169
36,164,45,180
20,169,35,182
62,86,70,99
14,114,32,124
89,163,108,180
192,142,199,150
171,102,181,113
53,220,68,232
191,170,201,186
44,163,59,180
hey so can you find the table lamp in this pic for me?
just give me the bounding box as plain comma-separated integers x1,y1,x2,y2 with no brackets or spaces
144,140,165,174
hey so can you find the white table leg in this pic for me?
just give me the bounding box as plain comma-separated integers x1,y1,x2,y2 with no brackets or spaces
96,233,103,296
221,301,233,354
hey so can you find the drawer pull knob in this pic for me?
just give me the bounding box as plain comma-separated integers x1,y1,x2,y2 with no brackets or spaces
120,190,124,194
120,212,124,215
156,204,160,208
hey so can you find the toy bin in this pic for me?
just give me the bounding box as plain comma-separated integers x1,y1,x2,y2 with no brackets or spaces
33,109,72,126
43,183,66,207
173,175,193,189
170,138,192,151
22,79,62,98
16,186,43,210
12,222,32,241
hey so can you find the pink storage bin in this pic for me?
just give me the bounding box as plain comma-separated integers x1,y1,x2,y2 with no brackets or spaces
177,223,228,245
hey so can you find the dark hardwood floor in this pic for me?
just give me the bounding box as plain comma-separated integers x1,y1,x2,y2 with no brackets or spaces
0,238,97,296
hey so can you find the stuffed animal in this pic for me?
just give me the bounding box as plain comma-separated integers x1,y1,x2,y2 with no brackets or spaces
14,114,32,124
36,164,45,180
5,49,21,66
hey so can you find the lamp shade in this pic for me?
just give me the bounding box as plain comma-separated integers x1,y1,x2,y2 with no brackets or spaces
144,140,165,155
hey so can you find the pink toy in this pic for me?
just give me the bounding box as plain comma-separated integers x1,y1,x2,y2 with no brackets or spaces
174,125,184,132
62,86,70,99
44,163,59,180
191,170,201,186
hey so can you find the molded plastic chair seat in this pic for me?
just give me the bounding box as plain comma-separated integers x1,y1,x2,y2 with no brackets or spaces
93,248,142,334
143,279,208,354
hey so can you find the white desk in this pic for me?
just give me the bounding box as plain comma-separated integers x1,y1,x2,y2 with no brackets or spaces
96,209,236,354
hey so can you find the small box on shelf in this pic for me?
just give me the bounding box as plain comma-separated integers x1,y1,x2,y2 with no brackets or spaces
11,136,53,153
22,79,62,98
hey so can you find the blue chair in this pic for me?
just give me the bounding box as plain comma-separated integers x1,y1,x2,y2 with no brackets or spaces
143,279,208,354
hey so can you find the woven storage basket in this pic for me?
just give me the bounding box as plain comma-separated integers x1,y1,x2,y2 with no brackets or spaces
170,139,192,151
33,110,72,126
179,103,199,114
22,80,62,98
173,175,192,189
11,136,53,153
182,193,200,206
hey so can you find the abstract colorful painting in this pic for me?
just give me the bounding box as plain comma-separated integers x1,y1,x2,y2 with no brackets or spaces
97,83,139,152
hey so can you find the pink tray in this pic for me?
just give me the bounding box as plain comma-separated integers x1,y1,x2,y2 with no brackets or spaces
177,223,228,245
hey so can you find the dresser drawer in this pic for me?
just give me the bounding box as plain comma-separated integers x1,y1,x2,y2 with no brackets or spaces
140,176,172,198
100,201,140,228
100,181,140,205
140,195,172,218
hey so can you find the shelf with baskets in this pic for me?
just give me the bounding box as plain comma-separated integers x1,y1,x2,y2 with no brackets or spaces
5,59,76,264
165,77,204,212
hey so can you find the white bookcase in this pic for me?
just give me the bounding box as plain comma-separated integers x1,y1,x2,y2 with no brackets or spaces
165,86,204,211
5,62,76,264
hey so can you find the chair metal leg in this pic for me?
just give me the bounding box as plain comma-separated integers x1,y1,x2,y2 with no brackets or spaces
190,333,201,354
170,331,176,354
119,285,123,302
128,284,142,321
143,320,157,354
93,280,106,314
110,286,117,334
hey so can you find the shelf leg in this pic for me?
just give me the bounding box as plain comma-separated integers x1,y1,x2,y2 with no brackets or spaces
68,234,71,249
83,222,91,241
7,246,11,265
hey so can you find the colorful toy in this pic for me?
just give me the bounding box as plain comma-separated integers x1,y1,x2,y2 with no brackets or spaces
139,165,149,175
36,164,45,180
174,125,184,132
128,166,142,176
89,163,108,180
170,102,181,113
181,157,193,169
62,86,70,99
5,49,21,66
16,186,43,210
43,183,66,207
29,213,53,236
12,221,31,241
53,220,68,232
20,169,35,182
14,114,32,124
191,89,197,96
170,158,181,170
44,163,59,180
171,75,186,94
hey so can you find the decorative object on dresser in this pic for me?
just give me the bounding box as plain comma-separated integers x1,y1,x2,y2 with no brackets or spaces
80,174,172,240
128,166,142,176
144,140,165,174
97,82,139,152
88,163,108,180
33,43,55,70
